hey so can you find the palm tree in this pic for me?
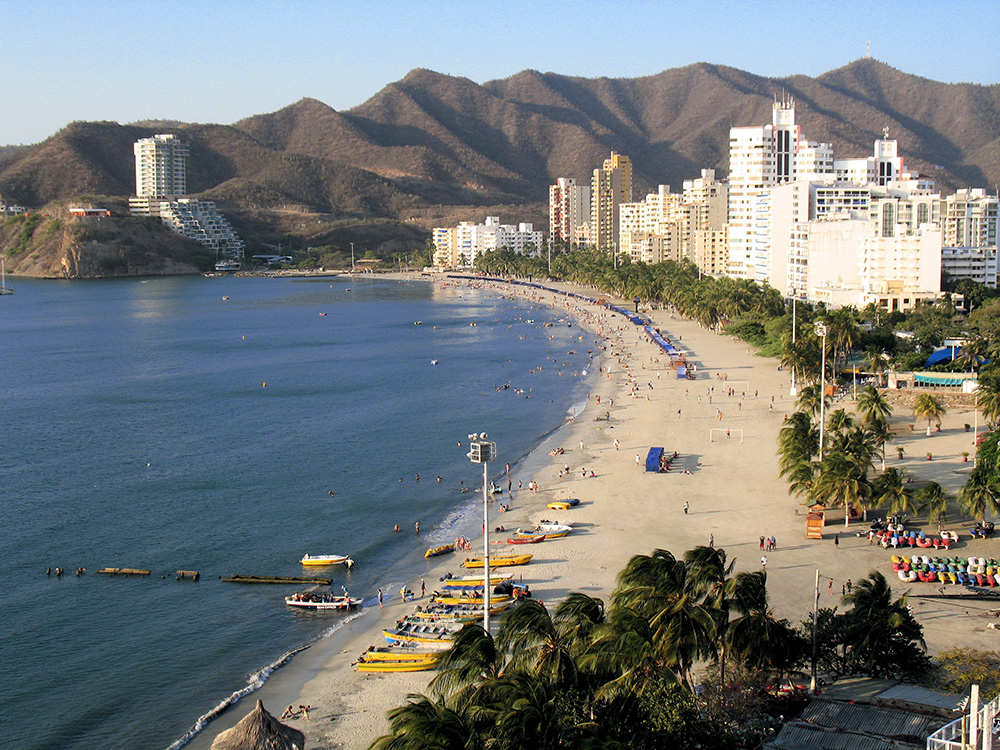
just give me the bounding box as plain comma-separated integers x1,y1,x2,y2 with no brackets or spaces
809,430,876,527
613,550,716,692
842,571,926,679
912,393,946,436
777,411,818,489
917,482,950,534
856,385,892,428
871,468,918,518
370,693,477,750
958,468,1000,526
430,624,505,704
795,384,829,423
725,571,800,675
977,367,1000,426
683,546,735,685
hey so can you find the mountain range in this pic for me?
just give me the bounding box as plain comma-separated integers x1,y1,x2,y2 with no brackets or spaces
1,58,998,258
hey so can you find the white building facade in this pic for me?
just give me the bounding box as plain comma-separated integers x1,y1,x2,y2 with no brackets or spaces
940,188,998,287
548,178,591,247
432,217,542,267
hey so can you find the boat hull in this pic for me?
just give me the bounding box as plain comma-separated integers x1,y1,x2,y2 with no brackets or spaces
463,554,533,568
300,554,354,567
284,596,362,611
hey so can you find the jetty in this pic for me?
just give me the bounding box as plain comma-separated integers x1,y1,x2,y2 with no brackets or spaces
97,568,151,576
222,574,333,585
176,570,200,581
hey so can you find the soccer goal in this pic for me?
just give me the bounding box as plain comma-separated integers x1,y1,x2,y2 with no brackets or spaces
709,428,744,443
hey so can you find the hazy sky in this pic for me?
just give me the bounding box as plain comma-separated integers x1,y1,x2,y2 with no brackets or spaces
3,0,997,145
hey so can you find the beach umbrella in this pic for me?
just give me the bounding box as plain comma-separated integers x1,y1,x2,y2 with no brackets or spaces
210,700,306,750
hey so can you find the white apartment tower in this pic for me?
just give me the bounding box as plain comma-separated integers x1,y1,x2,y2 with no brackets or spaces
549,178,591,247
940,188,999,287
131,134,189,214
727,99,833,279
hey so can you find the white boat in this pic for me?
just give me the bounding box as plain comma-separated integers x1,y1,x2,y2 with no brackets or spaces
285,593,363,611
0,258,12,295
214,258,241,272
300,554,354,568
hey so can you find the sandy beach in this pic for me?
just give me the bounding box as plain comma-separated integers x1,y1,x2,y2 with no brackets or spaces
189,276,1000,750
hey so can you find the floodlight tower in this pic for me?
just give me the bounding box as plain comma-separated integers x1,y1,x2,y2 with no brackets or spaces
815,322,828,461
467,432,497,633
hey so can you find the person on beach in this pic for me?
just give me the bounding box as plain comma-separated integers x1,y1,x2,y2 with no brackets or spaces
415,521,420,533
761,555,767,568
759,536,765,550
614,438,620,450
834,534,839,548
300,705,311,721
281,706,297,719
421,579,425,597
377,588,383,608
683,501,689,515
709,533,714,548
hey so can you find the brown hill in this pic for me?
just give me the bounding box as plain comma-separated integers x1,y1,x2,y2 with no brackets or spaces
1,58,998,219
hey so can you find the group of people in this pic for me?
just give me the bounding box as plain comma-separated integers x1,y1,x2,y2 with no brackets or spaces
454,536,472,551
281,705,312,720
759,535,777,551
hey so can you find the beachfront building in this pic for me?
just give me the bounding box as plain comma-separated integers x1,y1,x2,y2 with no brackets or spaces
833,130,905,186
432,217,543,267
617,185,684,264
159,199,245,258
781,188,943,311
727,99,833,280
129,134,189,216
680,170,729,275
591,152,632,255
549,178,591,248
940,188,999,287
128,134,244,262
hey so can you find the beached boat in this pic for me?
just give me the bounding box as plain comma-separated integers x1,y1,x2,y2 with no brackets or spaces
361,648,440,663
357,660,436,673
382,627,457,646
299,554,354,568
284,592,363,611
433,593,511,606
507,534,546,544
410,600,511,618
463,553,533,568
424,543,455,558
546,501,574,511
440,572,513,588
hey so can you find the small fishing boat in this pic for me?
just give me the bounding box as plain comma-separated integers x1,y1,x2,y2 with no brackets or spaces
300,554,354,568
463,553,533,568
382,627,457,645
357,661,437,673
424,543,455,559
432,593,511,606
547,501,573,511
284,592,363,611
440,572,513,588
361,647,441,662
507,534,545,545
410,600,512,618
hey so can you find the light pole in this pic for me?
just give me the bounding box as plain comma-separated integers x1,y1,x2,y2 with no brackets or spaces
810,569,820,693
467,432,497,634
790,297,798,397
816,322,828,461
350,242,355,272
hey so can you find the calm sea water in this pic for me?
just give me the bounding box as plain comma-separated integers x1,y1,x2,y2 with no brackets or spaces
0,275,593,750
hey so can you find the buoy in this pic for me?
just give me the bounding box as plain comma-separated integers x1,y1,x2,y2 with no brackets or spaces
242,336,245,340
263,383,266,387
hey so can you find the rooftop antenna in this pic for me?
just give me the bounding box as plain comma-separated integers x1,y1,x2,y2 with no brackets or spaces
865,41,871,59
883,125,890,140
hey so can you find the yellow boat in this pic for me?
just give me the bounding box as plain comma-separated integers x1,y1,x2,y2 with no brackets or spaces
463,553,533,568
424,543,455,558
361,650,440,662
432,594,511,606
299,554,354,568
547,502,573,511
357,659,437,673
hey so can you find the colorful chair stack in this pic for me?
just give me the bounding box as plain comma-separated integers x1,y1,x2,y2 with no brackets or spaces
876,529,954,550
890,554,999,586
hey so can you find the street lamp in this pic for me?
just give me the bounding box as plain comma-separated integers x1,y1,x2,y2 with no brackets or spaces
790,297,798,397
815,322,828,461
467,432,497,634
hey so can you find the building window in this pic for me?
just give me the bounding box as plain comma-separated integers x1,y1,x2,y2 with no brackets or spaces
917,203,929,225
882,204,895,238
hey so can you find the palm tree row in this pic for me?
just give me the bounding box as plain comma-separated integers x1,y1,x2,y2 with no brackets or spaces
372,547,927,750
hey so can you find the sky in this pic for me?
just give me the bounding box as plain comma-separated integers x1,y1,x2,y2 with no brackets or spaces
2,0,998,145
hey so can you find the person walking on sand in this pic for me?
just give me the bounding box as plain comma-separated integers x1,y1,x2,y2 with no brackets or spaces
834,534,839,548
683,501,689,515
761,555,767,569
709,533,714,548
421,579,425,597
377,588,383,608
300,705,311,721
614,438,620,450
759,535,765,550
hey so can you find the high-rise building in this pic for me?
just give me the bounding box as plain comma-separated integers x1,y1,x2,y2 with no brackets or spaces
591,152,632,254
940,188,999,287
130,134,189,215
432,217,543,267
618,185,683,264
548,178,590,247
727,100,833,279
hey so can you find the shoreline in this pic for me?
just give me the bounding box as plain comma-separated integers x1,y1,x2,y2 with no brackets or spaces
188,276,1000,750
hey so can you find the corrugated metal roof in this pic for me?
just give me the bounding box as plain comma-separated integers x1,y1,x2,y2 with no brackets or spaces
874,684,966,714
762,722,910,750
801,699,946,741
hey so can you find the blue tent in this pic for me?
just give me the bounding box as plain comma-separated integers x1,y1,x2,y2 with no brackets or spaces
645,447,664,472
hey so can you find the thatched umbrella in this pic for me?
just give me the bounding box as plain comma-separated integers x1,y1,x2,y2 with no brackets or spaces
210,700,306,750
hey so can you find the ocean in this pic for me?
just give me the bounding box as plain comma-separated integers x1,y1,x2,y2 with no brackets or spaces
0,274,593,750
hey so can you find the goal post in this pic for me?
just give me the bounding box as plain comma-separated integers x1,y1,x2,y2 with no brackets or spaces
709,428,744,443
